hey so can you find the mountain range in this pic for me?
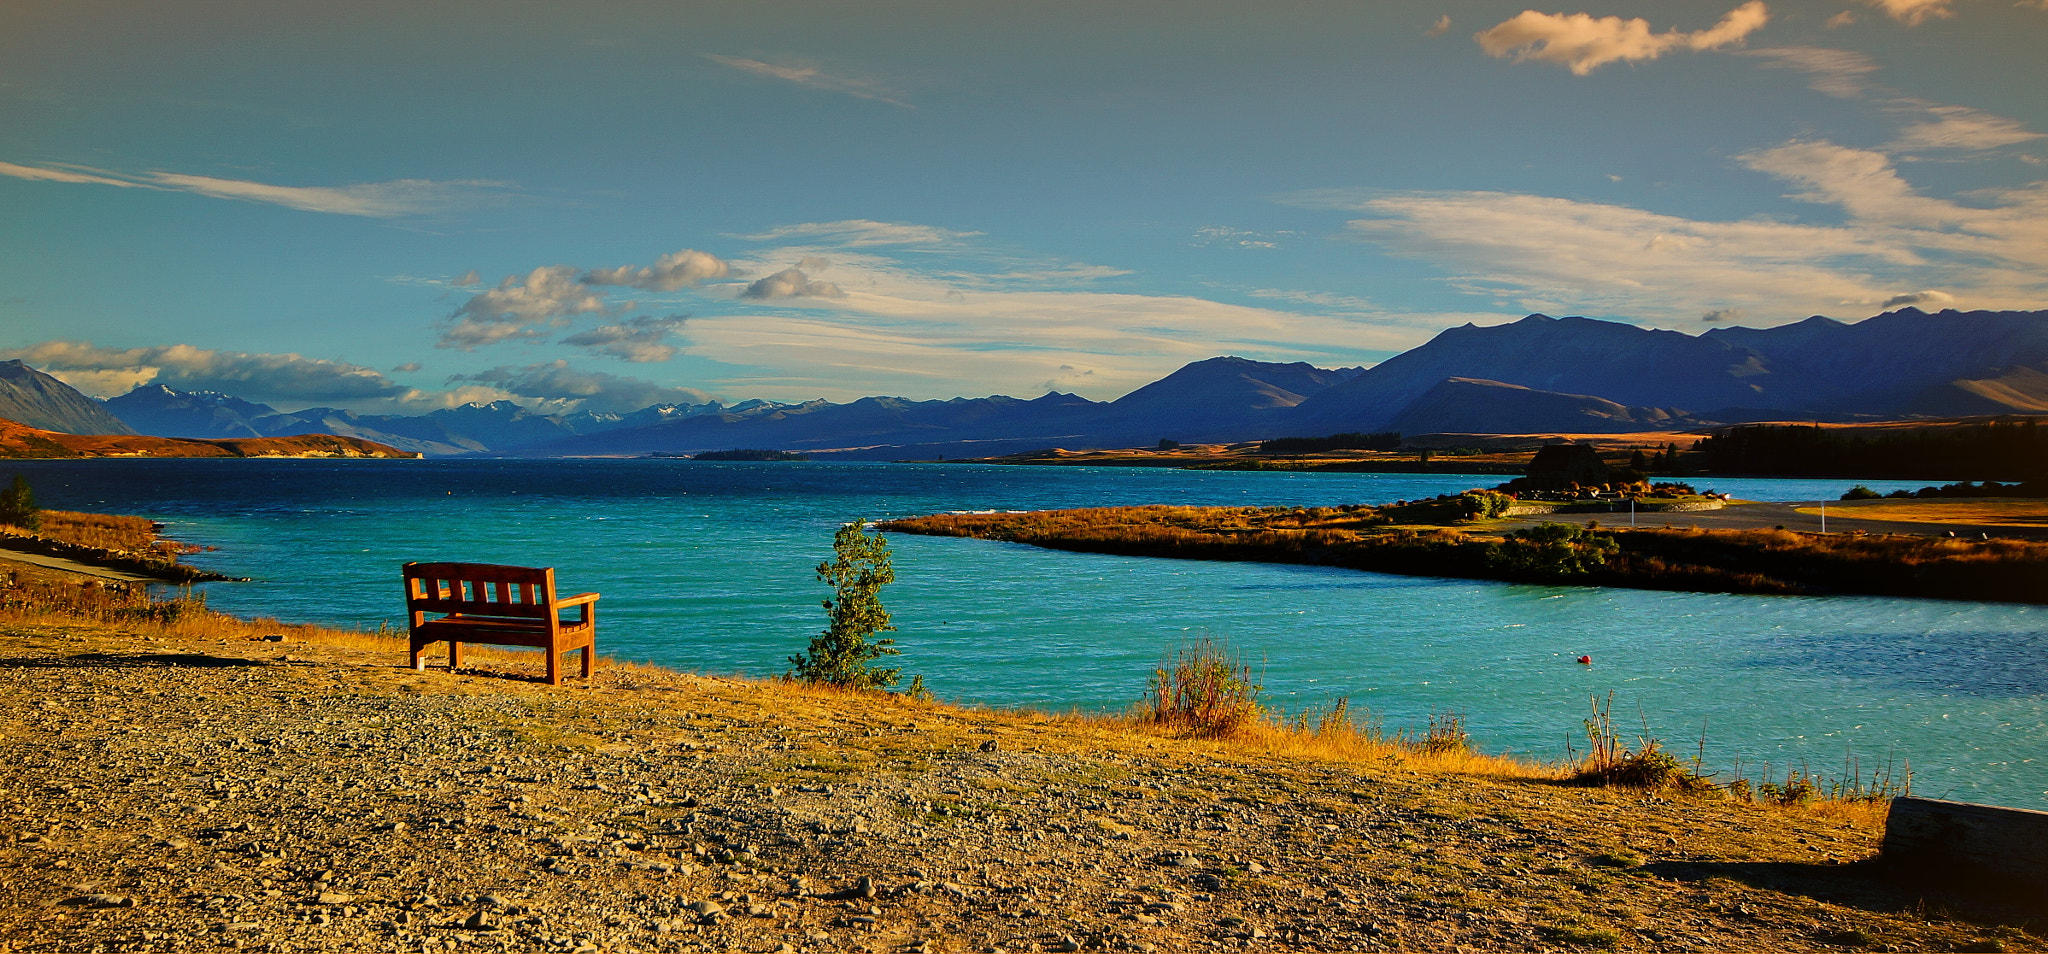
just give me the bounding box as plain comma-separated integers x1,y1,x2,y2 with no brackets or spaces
9,307,2047,458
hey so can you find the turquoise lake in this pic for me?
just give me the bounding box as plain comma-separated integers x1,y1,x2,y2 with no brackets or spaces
12,458,2044,810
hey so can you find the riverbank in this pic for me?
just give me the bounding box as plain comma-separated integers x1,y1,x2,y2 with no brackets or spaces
881,503,2048,604
2,599,2042,953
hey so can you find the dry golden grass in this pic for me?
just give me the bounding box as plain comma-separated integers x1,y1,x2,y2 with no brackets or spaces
2,554,1908,820
3,509,162,553
1802,499,2048,526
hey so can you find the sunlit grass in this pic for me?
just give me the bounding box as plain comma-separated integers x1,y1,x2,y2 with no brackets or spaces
1800,499,2048,526
1,509,163,554
2,555,1902,819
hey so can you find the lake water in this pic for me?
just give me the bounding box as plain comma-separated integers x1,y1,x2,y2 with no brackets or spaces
11,459,2044,809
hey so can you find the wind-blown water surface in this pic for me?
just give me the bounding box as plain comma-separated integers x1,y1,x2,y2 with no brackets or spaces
14,459,2043,809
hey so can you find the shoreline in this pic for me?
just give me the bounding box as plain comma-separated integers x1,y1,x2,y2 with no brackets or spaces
881,503,2048,605
2,606,2041,952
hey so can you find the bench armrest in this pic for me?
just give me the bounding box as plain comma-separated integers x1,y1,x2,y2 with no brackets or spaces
557,592,600,607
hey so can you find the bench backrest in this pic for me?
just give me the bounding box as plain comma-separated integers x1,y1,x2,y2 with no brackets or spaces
403,562,558,620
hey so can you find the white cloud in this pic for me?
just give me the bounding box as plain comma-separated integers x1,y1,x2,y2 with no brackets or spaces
442,250,731,349
0,162,143,188
672,248,1458,401
0,160,503,217
2,341,408,405
1864,0,1953,24
1741,49,2038,156
1191,226,1289,249
442,265,608,349
445,231,1482,404
1888,105,2044,152
738,220,981,248
704,55,912,108
448,361,718,414
1249,289,1380,311
559,316,689,363
968,264,1133,284
1426,15,1453,37
1290,140,2048,327
739,267,845,300
1882,289,1956,307
583,249,730,291
1736,139,1972,225
1740,46,1878,97
1475,2,1769,75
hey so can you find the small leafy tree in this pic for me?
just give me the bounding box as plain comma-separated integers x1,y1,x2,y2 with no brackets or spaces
1487,522,1619,577
789,518,901,690
0,474,41,531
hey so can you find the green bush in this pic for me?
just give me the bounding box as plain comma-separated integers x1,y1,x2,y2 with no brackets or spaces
1487,522,1618,576
1458,490,1513,520
0,474,41,531
1841,485,1883,500
789,518,902,690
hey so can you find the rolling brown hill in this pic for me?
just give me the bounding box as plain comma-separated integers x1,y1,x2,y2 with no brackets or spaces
0,416,419,459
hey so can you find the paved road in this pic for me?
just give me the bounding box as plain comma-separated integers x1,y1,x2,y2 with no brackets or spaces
1496,500,2048,540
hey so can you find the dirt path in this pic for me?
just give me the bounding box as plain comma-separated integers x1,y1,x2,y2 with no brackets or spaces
0,549,167,584
0,624,2038,953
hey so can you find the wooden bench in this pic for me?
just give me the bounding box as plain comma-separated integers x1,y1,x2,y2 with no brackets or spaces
402,562,599,686
1882,796,2048,903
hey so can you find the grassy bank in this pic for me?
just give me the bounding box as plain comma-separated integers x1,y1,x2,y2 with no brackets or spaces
880,505,2048,604
0,508,238,583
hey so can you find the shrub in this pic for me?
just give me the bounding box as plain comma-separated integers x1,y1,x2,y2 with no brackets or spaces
789,518,902,690
1148,638,1262,738
1573,693,1714,792
1458,490,1513,520
0,474,40,531
1841,485,1883,500
1487,522,1618,576
1422,710,1472,754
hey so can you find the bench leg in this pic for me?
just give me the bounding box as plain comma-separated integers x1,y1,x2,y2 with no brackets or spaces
410,645,426,671
546,648,563,686
448,640,462,672
581,644,594,679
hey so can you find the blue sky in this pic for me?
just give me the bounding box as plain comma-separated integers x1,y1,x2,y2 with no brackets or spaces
2,0,2043,413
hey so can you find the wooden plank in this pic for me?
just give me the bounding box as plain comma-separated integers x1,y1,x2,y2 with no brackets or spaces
1883,796,2048,896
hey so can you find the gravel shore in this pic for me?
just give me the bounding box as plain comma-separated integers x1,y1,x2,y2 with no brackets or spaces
0,620,2037,953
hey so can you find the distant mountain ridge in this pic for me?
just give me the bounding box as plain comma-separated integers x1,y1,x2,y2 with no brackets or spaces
53,306,2048,457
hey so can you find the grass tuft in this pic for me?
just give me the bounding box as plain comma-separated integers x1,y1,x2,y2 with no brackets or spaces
1146,637,1263,738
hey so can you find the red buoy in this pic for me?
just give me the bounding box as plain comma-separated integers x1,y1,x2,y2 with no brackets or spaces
1577,655,1592,665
